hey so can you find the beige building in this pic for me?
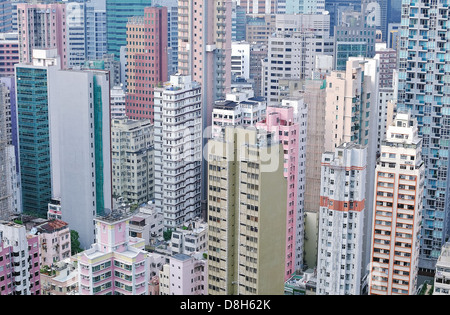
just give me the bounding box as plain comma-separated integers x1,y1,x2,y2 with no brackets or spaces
111,118,154,206
206,126,287,295
368,112,424,295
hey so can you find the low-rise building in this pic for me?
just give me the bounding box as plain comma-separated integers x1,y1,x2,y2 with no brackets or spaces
75,211,149,295
40,259,78,295
34,219,71,267
433,242,450,295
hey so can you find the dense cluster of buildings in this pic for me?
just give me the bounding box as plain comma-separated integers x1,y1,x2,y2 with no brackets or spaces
0,0,449,296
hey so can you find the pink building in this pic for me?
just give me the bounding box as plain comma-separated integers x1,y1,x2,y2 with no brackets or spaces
35,219,71,267
0,221,41,295
256,99,306,280
76,212,149,295
16,3,68,69
0,33,19,76
125,6,168,121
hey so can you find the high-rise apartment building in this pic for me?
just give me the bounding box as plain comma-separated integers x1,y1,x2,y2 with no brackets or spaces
86,0,107,61
125,6,168,121
153,75,202,230
206,126,287,295
262,13,334,106
16,3,68,69
317,142,367,295
368,112,424,295
0,221,41,295
325,56,380,275
397,0,450,272
0,80,20,220
256,99,307,279
177,0,232,129
106,0,152,59
76,212,149,295
111,118,154,205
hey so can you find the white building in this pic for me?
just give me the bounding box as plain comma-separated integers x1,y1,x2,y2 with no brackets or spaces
159,253,207,295
111,118,154,206
66,2,86,68
211,89,266,139
231,41,250,80
434,242,450,295
317,142,367,295
262,13,334,106
110,86,126,118
153,75,202,230
368,112,424,295
128,202,163,247
48,67,112,249
170,218,207,255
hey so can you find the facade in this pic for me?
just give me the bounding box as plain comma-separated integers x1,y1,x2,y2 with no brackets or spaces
16,3,68,69
0,79,20,219
76,212,149,295
231,41,250,80
66,2,86,68
368,112,424,295
256,99,307,279
125,6,168,121
397,0,450,271
333,12,376,71
177,0,232,129
48,68,112,249
129,202,163,246
153,0,178,76
111,118,154,205
433,242,450,295
105,0,152,59
206,126,287,295
0,221,41,295
40,259,78,295
15,49,60,217
237,0,278,14
110,86,126,118
316,143,367,295
86,0,107,61
159,253,207,295
285,0,325,14
262,13,334,106
35,219,71,267
374,44,397,89
170,218,207,255
0,32,19,76
153,75,202,230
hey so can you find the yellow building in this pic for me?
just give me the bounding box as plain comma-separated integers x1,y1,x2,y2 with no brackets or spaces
206,126,287,295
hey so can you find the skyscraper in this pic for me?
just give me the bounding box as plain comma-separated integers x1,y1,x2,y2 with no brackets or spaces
125,6,168,121
206,126,287,295
15,49,60,217
317,142,367,295
106,0,152,59
368,112,424,295
16,3,68,69
153,75,202,230
48,68,112,249
397,0,450,272
256,99,307,279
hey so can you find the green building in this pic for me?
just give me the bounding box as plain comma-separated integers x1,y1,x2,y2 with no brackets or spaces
106,0,152,58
